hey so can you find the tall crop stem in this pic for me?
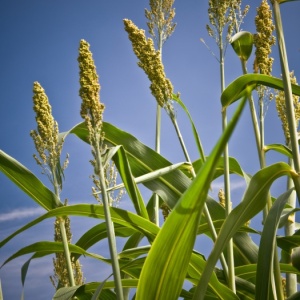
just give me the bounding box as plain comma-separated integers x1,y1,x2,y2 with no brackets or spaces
52,170,75,287
272,0,300,295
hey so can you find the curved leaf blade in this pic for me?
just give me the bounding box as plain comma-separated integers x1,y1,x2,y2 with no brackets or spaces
221,73,300,109
111,145,148,219
230,31,253,61
135,97,247,300
0,149,61,210
264,143,292,158
256,188,294,299
0,204,159,249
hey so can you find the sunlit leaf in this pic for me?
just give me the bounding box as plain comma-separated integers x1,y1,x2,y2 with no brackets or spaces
135,97,247,300
264,143,292,158
221,74,300,109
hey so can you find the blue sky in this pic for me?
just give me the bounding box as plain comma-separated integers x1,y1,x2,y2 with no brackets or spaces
1,0,300,299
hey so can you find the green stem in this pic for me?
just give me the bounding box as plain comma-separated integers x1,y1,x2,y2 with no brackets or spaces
240,61,273,216
272,0,300,180
154,104,161,226
153,14,164,227
94,141,124,300
272,1,300,298
220,46,235,293
284,157,297,297
52,170,75,287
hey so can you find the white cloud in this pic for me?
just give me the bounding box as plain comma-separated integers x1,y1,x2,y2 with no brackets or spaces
0,207,44,222
211,179,246,192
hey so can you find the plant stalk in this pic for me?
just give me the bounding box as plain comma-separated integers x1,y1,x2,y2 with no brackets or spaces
52,170,75,287
220,46,235,293
284,158,297,296
154,103,161,226
94,141,124,300
272,1,300,297
153,16,164,227
272,0,300,189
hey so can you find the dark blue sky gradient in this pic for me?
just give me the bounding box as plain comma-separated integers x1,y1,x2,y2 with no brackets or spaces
1,1,300,299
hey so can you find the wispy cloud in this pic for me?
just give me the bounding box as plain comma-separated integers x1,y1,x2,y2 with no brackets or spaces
0,207,45,222
211,179,246,192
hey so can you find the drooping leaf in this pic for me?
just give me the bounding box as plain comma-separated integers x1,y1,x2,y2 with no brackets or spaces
0,204,159,249
264,143,293,158
0,149,61,210
221,73,300,109
68,121,192,209
230,31,253,61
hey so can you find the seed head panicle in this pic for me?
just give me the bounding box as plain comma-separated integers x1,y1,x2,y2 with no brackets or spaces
275,72,300,145
124,19,174,114
145,0,176,47
78,39,105,135
30,82,68,188
206,0,249,49
253,0,276,75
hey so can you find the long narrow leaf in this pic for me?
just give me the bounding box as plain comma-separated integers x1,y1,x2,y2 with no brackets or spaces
1,241,105,270
256,188,294,299
221,73,300,109
0,150,60,210
135,97,247,300
110,145,148,219
0,204,159,249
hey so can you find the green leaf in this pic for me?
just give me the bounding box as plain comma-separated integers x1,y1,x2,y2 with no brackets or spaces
235,263,300,281
52,285,81,300
73,222,135,261
277,233,300,252
188,252,239,299
172,94,205,161
0,149,61,210
68,122,192,209
193,156,251,184
0,204,159,249
230,31,253,61
1,241,104,269
135,97,247,300
221,73,300,109
264,143,293,158
67,122,258,267
256,189,294,299
193,163,299,299
110,145,148,219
